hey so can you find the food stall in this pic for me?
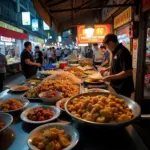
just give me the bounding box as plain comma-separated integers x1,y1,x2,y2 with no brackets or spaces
0,36,22,74
0,21,28,74
0,62,148,150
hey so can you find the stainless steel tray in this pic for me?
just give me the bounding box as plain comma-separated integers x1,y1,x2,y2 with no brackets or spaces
65,90,141,128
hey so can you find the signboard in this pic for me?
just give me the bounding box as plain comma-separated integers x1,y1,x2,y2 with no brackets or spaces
1,36,15,42
77,24,111,44
142,0,150,12
43,21,50,30
0,21,23,33
132,39,138,69
22,12,31,25
32,19,38,31
114,7,132,29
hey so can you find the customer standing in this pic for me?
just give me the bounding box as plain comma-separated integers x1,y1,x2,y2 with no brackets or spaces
21,41,41,79
85,45,93,58
64,49,68,57
93,43,103,65
35,46,43,70
47,48,52,64
56,48,61,61
52,47,56,63
100,34,134,97
100,45,110,67
0,51,7,92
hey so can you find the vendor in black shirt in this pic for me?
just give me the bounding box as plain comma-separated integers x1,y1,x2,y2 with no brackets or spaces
21,41,41,79
35,46,43,70
100,34,134,97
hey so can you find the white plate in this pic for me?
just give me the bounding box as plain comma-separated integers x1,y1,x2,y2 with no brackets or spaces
0,113,13,133
20,105,60,124
10,85,29,92
39,91,62,104
0,98,30,113
27,123,79,150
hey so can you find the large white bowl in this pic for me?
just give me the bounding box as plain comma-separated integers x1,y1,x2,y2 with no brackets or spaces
39,91,62,104
0,113,13,133
0,97,30,114
27,123,79,150
20,105,60,124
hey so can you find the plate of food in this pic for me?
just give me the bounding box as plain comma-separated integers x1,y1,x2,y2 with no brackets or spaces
27,123,79,150
39,91,62,104
0,98,29,113
69,64,79,67
39,70,60,76
84,78,104,85
20,106,60,124
83,65,93,71
56,98,69,111
65,67,87,78
10,85,29,92
0,113,13,133
65,91,141,128
26,79,41,86
85,70,97,75
24,79,80,100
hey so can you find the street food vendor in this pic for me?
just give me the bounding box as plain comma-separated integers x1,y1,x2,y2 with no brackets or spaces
100,34,134,97
21,41,41,79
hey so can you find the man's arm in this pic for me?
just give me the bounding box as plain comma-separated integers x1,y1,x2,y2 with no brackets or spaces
25,59,41,67
104,70,132,81
101,60,109,67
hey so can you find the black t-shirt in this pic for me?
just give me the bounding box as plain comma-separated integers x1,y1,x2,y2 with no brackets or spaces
110,44,134,96
21,49,37,78
35,51,43,63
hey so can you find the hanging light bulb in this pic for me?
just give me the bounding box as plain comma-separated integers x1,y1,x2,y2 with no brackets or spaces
85,25,95,38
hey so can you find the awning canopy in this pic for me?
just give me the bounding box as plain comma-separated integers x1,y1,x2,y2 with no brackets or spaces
0,27,28,40
32,0,109,34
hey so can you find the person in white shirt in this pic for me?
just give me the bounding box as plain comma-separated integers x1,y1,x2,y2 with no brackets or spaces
93,43,103,65
56,48,61,61
64,49,68,57
47,48,53,64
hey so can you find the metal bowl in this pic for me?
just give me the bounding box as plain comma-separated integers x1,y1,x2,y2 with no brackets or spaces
65,91,141,128
20,105,60,124
56,98,69,111
0,113,13,133
0,97,30,114
27,123,79,150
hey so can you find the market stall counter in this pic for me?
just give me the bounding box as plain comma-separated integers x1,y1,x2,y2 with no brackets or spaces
0,89,148,150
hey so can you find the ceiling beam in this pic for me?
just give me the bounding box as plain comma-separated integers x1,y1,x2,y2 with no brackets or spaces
50,3,136,13
47,0,68,7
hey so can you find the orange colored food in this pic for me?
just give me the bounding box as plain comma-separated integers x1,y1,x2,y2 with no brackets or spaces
32,128,70,150
27,107,53,121
0,99,24,111
0,121,4,130
67,94,133,123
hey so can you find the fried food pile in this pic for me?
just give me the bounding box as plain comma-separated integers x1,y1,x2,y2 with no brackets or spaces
67,94,133,123
25,79,79,98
